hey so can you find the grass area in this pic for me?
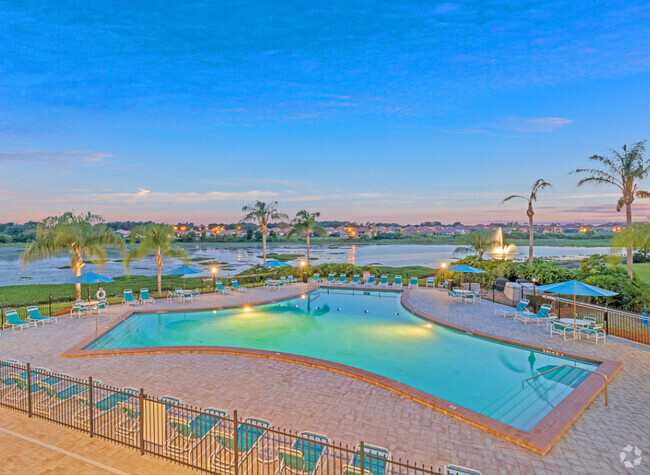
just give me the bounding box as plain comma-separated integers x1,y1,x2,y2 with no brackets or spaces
509,238,612,247
375,265,437,279
258,253,304,262
633,263,650,284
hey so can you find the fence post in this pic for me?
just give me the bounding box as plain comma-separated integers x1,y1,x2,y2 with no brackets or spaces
49,295,52,317
492,282,495,303
233,410,239,475
604,310,609,335
0,304,4,330
26,363,33,417
360,440,365,475
88,376,94,437
139,388,145,455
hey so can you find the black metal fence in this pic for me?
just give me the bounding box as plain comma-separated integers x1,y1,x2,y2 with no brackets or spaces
0,361,444,474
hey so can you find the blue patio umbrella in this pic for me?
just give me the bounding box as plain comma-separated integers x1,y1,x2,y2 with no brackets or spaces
167,266,201,289
260,260,290,267
65,272,114,300
536,280,617,321
446,264,486,289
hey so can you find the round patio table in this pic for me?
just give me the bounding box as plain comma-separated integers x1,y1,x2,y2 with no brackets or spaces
559,318,593,326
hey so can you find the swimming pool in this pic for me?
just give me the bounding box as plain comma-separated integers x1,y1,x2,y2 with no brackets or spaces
84,288,599,432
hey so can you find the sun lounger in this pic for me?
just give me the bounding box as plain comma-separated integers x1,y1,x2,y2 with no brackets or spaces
494,300,529,318
26,306,57,325
365,275,376,286
211,416,271,471
426,277,435,288
408,277,419,288
378,275,389,287
277,431,329,475
122,289,138,306
74,387,139,426
166,408,228,459
231,280,248,292
325,273,335,284
351,274,360,285
392,275,402,288
343,443,391,475
514,304,552,325
445,463,483,475
34,376,93,416
337,273,347,285
2,310,38,331
139,289,155,305
215,282,232,294
309,273,320,283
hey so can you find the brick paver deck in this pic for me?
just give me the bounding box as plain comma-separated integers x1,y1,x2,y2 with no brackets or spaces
0,284,648,474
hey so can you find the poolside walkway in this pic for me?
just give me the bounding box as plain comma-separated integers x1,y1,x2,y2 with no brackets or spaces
0,285,648,474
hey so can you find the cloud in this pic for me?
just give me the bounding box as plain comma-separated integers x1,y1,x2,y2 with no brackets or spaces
432,3,459,15
0,149,111,164
137,188,151,197
498,117,575,133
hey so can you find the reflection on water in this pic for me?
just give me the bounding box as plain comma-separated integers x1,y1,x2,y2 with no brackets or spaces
0,243,618,286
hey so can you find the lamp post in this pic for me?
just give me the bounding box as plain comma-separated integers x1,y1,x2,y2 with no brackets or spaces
211,266,218,292
440,262,447,288
300,260,307,283
531,274,537,312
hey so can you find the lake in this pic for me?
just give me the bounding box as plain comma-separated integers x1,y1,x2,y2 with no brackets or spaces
0,243,617,287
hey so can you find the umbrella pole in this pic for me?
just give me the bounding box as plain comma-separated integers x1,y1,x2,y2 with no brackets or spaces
574,294,577,323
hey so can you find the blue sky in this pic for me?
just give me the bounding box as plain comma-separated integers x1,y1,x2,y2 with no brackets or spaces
1,1,649,224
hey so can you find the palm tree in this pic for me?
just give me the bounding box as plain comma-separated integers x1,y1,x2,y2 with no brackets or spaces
286,210,327,262
454,230,496,260
572,141,649,279
502,179,552,265
123,223,187,294
611,223,650,261
242,201,288,263
21,212,124,300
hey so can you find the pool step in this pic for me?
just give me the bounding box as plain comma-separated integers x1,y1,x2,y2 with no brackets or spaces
481,366,589,431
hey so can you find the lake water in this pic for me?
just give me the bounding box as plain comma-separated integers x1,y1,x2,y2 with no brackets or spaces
0,243,616,287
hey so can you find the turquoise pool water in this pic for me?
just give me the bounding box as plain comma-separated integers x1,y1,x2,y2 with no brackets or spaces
86,289,598,431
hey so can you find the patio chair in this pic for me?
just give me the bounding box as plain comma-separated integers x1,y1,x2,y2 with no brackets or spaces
438,281,449,290
122,289,138,306
494,299,529,318
365,275,376,286
231,280,248,292
70,300,88,318
288,276,295,284
426,277,435,288
210,416,271,472
579,323,606,343
408,277,419,288
277,431,329,475
351,274,360,285
513,304,552,325
166,408,228,459
378,275,389,287
2,310,38,331
139,289,156,305
215,282,232,294
26,306,57,325
343,443,392,475
461,292,478,304
549,320,574,340
392,275,402,288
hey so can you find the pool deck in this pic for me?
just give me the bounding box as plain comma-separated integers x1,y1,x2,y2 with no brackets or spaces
1,284,648,474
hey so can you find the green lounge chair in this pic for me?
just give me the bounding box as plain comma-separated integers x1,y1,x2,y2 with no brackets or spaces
426,278,435,288
277,431,329,474
326,273,335,283
27,306,57,325
215,282,232,294
309,273,320,283
343,443,391,475
514,304,552,325
444,464,483,475
116,401,141,440
74,387,139,426
231,280,248,292
2,310,38,331
34,376,91,416
365,275,376,286
211,417,271,471
378,275,389,287
159,395,184,415
351,274,360,285
408,277,419,288
166,408,228,459
139,289,155,305
580,323,606,343
494,299,529,318
392,275,402,288
122,289,138,306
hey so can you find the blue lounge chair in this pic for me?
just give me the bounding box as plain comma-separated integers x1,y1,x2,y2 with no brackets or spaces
122,289,138,306
351,274,360,285
34,376,92,416
309,273,320,283
378,275,389,287
392,275,402,288
288,276,295,284
277,431,329,474
326,273,335,284
215,282,232,294
74,387,140,425
211,416,271,471
139,289,155,305
514,304,552,325
408,277,419,288
444,464,483,475
2,310,38,331
231,280,248,292
494,299,529,318
166,408,228,459
365,275,376,286
338,273,347,285
26,306,57,325
344,443,391,475
426,277,435,288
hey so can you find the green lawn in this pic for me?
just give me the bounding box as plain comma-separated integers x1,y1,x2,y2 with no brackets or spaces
633,263,650,284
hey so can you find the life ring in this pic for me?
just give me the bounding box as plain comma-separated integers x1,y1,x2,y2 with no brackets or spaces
96,289,107,300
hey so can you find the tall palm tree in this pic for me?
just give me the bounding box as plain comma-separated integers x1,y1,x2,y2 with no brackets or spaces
611,223,650,262
454,230,496,260
286,210,327,262
502,179,552,265
123,223,187,294
21,212,124,300
572,141,649,279
242,201,288,263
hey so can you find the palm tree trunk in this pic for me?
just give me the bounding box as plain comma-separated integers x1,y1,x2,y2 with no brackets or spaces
156,249,163,294
72,244,83,300
626,202,633,279
306,231,310,262
262,223,267,262
527,204,534,265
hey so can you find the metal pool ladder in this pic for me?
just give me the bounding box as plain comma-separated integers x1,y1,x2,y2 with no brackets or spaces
522,364,609,406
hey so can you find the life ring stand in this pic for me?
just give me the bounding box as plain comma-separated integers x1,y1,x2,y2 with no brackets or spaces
96,288,107,300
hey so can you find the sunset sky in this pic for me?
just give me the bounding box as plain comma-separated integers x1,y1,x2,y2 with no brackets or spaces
1,1,649,224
